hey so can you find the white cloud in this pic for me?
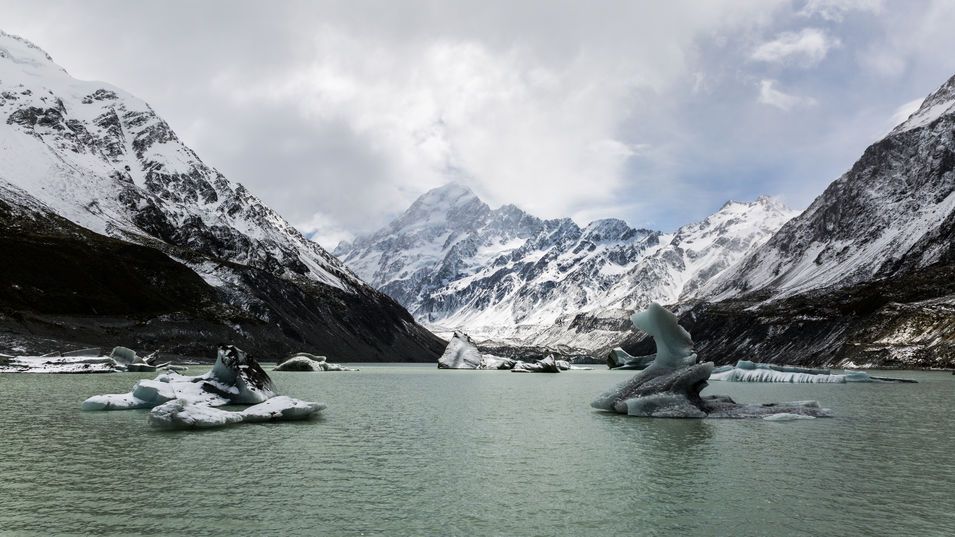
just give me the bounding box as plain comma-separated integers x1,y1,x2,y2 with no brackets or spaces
758,79,817,110
799,0,882,21
296,212,355,250
751,28,839,66
887,97,924,130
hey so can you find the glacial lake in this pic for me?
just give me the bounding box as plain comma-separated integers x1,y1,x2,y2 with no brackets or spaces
0,365,952,536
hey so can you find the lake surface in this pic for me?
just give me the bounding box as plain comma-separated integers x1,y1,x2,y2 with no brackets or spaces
0,365,952,536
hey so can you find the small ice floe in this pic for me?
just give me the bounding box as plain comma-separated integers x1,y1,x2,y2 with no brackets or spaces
709,360,917,383
81,345,324,431
147,396,325,430
763,413,817,421
591,303,834,419
0,347,120,374
511,355,561,373
606,348,655,370
274,353,358,372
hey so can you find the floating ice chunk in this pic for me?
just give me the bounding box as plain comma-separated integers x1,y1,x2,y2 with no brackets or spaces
1,355,120,374
510,355,561,373
437,332,485,369
274,354,357,372
707,360,913,383
82,345,276,410
478,355,516,370
109,346,139,365
630,303,697,369
607,348,655,370
592,303,834,419
147,396,325,430
764,413,817,421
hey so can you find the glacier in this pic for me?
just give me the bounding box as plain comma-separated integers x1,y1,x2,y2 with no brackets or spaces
591,303,833,419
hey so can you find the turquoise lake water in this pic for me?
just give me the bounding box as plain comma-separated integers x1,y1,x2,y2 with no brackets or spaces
0,365,952,536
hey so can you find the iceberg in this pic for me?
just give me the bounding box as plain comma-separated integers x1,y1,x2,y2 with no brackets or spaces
0,354,121,374
81,345,324,431
436,332,518,370
606,347,655,370
709,360,916,383
147,396,325,430
591,303,833,419
82,345,277,410
274,353,358,372
511,355,561,373
437,332,485,369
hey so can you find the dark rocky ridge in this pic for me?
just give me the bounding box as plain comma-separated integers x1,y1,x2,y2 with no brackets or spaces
0,189,444,361
621,74,955,369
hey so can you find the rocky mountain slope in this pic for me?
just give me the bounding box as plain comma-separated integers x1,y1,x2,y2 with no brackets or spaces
337,183,795,352
0,31,443,361
623,73,955,368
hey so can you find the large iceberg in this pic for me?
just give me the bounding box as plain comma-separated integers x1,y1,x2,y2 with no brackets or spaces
436,332,518,370
591,303,833,419
82,345,276,410
437,332,486,369
274,353,358,372
81,346,323,431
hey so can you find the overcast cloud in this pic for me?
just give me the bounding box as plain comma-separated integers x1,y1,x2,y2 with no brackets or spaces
2,0,955,247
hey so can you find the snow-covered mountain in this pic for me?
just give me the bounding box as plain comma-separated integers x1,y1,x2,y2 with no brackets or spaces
629,73,955,368
336,183,795,351
707,74,955,301
0,31,443,360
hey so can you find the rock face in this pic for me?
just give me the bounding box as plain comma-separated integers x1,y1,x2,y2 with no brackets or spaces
666,73,955,369
336,183,795,353
0,31,443,361
591,304,833,419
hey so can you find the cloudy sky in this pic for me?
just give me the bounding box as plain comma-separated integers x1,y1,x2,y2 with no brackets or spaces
2,0,954,247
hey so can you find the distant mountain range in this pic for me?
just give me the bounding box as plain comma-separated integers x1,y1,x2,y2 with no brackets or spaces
2,28,952,368
0,30,443,360
337,74,955,367
336,184,796,353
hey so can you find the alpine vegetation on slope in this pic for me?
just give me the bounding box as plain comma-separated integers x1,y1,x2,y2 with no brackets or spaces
337,183,795,352
0,31,443,360
624,73,955,369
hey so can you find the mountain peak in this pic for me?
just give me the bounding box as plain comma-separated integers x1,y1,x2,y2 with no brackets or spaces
417,182,478,205
891,71,955,134
0,30,65,75
390,182,487,231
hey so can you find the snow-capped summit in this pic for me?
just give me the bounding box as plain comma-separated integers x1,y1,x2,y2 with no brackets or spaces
0,30,442,360
707,73,955,301
0,30,353,289
336,183,796,351
892,73,955,134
